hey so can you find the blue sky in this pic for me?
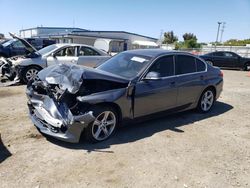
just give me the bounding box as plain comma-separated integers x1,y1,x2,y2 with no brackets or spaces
0,0,249,42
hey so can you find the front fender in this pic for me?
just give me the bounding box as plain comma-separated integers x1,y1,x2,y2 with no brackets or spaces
77,88,126,104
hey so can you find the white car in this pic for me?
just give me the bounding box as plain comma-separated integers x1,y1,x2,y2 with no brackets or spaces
1,34,110,83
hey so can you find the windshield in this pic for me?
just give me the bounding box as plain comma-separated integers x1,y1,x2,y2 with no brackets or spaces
97,52,152,79
2,39,16,47
37,44,58,55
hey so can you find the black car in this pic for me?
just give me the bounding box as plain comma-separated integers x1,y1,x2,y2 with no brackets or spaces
26,49,223,143
200,51,250,71
0,37,55,58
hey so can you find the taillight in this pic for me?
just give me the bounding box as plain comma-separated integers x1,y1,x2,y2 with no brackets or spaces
219,71,223,77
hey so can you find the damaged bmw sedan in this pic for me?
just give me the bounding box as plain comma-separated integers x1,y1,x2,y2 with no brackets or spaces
26,49,223,143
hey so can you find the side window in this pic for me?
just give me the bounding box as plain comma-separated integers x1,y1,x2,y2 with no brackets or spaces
149,55,174,77
55,47,76,57
196,58,206,72
175,55,196,75
213,52,224,57
11,40,25,48
79,47,100,56
224,52,233,57
224,52,238,58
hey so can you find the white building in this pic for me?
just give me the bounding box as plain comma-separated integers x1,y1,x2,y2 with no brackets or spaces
19,27,158,53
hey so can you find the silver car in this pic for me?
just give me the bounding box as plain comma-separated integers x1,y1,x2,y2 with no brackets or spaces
1,34,110,83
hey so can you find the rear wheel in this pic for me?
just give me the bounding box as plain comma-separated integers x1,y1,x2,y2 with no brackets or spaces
84,106,118,143
197,89,215,113
244,62,250,71
22,66,41,84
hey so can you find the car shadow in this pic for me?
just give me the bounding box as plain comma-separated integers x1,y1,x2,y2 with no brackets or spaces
0,134,12,163
47,101,233,152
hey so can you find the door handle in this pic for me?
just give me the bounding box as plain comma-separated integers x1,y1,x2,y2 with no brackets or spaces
200,75,204,80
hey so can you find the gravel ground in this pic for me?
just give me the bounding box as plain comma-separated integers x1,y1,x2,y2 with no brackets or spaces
0,70,250,188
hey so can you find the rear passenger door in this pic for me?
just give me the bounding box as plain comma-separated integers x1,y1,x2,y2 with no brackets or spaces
223,52,239,67
77,46,108,68
175,55,206,107
212,52,227,67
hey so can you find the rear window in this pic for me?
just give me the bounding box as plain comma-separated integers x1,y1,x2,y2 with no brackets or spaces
175,55,196,75
196,58,206,72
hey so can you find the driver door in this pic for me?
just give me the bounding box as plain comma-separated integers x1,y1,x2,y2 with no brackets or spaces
46,46,79,67
134,55,178,117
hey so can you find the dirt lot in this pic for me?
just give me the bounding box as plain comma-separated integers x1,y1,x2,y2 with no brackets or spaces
0,70,250,188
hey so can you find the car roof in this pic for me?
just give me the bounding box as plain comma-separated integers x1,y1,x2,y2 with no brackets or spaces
122,49,192,58
54,43,94,48
211,51,236,53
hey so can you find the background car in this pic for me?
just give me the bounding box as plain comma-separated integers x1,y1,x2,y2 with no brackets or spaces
0,37,55,58
0,39,31,58
26,49,223,143
200,51,250,71
2,34,111,83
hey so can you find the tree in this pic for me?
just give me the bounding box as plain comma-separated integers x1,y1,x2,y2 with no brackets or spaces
183,33,197,41
163,31,178,44
223,39,250,46
182,33,199,48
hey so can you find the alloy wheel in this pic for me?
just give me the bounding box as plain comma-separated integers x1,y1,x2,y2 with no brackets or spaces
201,90,214,112
26,68,39,82
92,111,116,141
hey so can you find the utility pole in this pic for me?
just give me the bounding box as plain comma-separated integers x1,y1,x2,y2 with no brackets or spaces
215,22,222,49
158,29,164,46
220,22,226,43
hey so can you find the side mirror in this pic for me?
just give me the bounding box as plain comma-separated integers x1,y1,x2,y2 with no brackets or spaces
51,52,56,58
143,71,161,80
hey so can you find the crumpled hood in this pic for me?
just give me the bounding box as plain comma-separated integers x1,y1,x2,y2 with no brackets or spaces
37,64,129,94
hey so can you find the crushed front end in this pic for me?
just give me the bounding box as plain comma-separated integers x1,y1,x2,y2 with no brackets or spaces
0,57,18,82
26,63,130,143
26,64,96,143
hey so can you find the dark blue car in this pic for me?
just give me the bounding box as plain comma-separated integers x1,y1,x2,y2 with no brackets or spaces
0,38,55,58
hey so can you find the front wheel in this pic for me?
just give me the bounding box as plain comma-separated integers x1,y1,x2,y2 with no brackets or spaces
197,89,215,113
22,66,41,84
84,106,118,143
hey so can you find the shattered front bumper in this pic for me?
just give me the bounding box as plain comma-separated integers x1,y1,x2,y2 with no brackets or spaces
26,86,95,143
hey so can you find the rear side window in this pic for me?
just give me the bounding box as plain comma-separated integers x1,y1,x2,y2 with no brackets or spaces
213,52,224,56
175,55,196,75
79,47,100,56
149,55,174,77
196,58,206,72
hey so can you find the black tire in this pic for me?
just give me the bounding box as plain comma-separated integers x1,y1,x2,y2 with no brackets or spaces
244,62,250,71
197,88,215,113
84,105,118,143
21,66,41,84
